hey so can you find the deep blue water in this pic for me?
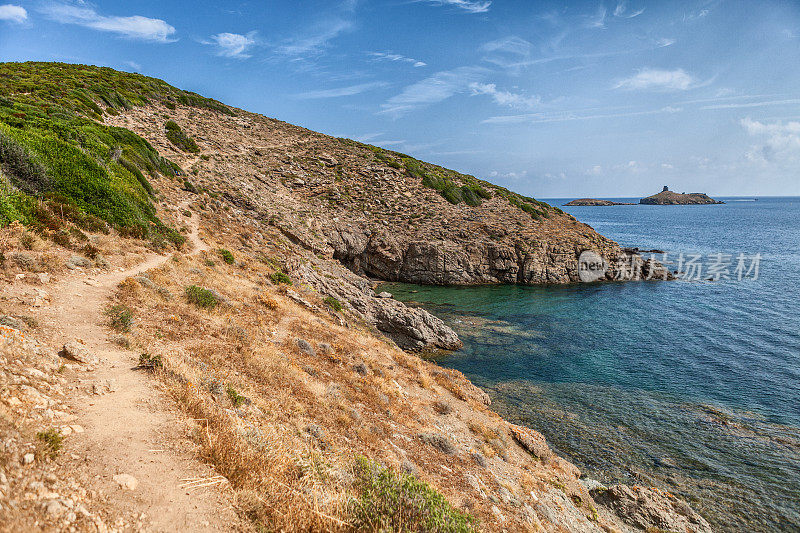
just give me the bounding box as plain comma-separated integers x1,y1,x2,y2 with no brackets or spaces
381,197,800,532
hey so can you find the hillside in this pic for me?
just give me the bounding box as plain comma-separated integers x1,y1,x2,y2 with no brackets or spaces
0,62,709,533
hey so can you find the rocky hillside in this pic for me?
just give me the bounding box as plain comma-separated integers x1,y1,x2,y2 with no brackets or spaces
0,62,711,533
107,94,667,287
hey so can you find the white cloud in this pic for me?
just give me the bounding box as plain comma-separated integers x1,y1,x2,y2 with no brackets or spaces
701,98,800,110
40,2,175,42
296,81,388,99
587,6,607,28
204,32,257,58
369,52,426,68
614,68,694,91
469,83,540,109
481,36,532,57
124,60,142,71
415,0,491,14
613,1,644,18
482,105,682,125
276,19,352,57
379,66,486,117
656,38,676,47
741,118,800,164
0,4,26,23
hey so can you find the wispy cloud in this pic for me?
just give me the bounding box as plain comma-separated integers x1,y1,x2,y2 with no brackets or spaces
369,52,426,68
40,2,176,42
656,37,676,47
701,98,800,110
482,106,682,125
614,68,695,91
414,0,491,14
296,81,388,99
0,4,27,23
380,66,486,117
276,19,353,58
469,83,540,109
203,32,257,58
587,6,607,28
613,1,645,18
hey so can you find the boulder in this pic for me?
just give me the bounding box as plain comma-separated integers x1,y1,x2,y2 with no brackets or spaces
112,474,138,491
510,424,553,460
592,484,712,533
61,342,98,365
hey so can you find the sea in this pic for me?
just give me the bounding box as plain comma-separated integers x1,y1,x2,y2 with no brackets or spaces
380,196,800,532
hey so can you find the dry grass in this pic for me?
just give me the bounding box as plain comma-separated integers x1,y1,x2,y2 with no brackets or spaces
105,205,599,532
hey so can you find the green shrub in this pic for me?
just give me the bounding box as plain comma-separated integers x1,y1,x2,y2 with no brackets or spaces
165,121,200,153
0,129,50,193
138,352,163,370
270,271,292,285
106,304,133,332
349,456,477,532
36,428,63,459
219,248,235,264
185,285,218,308
226,384,246,407
324,296,342,312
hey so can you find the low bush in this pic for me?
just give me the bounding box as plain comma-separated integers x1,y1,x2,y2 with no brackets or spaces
219,248,235,264
165,121,200,153
36,428,63,459
349,456,477,532
324,296,342,312
185,285,218,309
270,271,292,285
137,352,163,370
226,384,247,407
106,304,133,332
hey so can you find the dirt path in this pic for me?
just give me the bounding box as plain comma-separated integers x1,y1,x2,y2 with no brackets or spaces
35,208,241,531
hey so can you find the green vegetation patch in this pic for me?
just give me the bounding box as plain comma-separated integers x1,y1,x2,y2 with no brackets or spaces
349,456,477,532
218,248,235,264
165,120,200,153
137,352,163,371
106,304,133,332
226,384,247,407
323,296,342,312
185,285,218,309
36,428,64,459
269,271,292,285
0,62,229,239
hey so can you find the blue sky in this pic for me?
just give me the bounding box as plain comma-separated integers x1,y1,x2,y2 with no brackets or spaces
2,0,800,197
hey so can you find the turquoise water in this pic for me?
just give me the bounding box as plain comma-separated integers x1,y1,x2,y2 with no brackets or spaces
381,197,800,532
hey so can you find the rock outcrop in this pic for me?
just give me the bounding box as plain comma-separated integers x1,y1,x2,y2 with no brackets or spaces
592,484,713,533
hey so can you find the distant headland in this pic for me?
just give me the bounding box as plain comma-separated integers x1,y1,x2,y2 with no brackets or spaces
640,186,724,205
563,198,636,206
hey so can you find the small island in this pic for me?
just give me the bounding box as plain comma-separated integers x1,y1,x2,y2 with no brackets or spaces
563,198,636,206
640,186,724,205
